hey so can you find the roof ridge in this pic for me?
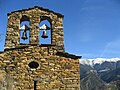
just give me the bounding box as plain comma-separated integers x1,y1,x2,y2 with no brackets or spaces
7,6,64,17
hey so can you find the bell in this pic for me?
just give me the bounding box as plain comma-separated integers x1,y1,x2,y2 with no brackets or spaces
21,30,28,40
41,30,48,39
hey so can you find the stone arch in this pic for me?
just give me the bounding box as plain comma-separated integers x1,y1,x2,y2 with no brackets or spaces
20,15,30,44
40,16,52,25
20,15,30,23
39,16,52,44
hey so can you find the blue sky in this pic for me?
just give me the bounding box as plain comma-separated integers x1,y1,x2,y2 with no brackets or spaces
0,0,120,59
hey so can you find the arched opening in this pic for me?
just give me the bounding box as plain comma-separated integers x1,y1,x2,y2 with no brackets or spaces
39,19,51,45
20,15,30,44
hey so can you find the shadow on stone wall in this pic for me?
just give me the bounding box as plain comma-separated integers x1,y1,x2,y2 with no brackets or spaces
0,71,14,90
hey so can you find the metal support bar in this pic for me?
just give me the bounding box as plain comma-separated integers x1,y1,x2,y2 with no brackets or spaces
33,78,42,90
34,81,37,90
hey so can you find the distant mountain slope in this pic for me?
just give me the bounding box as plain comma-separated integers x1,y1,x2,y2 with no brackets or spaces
80,58,120,80
81,71,107,90
94,61,116,72
80,58,120,90
101,68,120,83
80,64,94,79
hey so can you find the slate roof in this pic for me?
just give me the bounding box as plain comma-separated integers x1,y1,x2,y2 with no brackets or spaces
56,52,82,59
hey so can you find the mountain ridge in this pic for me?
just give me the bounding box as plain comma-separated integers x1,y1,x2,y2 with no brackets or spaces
80,58,120,66
80,58,120,90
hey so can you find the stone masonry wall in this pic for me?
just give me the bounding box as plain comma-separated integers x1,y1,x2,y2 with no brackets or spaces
5,7,64,52
0,45,80,90
1,6,81,90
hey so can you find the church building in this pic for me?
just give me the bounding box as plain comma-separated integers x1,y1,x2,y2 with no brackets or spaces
0,6,81,90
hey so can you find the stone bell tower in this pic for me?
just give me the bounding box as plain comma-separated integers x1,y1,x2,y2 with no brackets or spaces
5,6,64,52
0,6,81,90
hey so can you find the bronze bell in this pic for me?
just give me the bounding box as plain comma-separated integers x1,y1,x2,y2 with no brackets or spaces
41,30,48,39
22,30,28,40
